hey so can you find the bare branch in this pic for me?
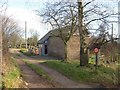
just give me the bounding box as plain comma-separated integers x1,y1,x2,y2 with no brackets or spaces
83,0,95,8
85,14,113,27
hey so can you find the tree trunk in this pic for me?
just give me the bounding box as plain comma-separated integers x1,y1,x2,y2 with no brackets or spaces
78,1,89,66
64,42,67,62
80,47,89,66
20,43,22,48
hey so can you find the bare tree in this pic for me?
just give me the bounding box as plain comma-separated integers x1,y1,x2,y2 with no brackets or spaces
0,1,24,88
1,16,19,53
77,0,118,66
37,0,117,64
89,23,118,62
36,2,78,61
27,30,39,47
9,31,24,48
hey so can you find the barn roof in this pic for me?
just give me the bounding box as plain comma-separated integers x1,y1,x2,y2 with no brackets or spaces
37,26,75,44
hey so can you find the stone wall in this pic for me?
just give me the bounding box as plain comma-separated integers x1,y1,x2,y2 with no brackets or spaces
47,35,80,60
47,37,65,59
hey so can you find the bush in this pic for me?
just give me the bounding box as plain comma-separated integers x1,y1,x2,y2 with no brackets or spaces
3,57,23,88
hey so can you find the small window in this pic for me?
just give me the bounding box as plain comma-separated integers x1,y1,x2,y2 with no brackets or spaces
45,40,48,43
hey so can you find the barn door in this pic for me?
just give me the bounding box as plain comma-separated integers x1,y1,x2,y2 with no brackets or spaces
44,45,47,54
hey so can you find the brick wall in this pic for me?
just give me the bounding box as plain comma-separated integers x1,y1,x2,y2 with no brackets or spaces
67,35,80,60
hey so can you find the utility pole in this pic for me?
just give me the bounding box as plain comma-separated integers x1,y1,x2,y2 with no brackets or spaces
0,16,2,89
111,23,113,62
25,21,27,49
111,23,113,43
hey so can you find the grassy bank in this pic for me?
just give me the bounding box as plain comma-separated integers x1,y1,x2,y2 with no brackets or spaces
23,59,52,81
3,57,23,88
44,60,118,87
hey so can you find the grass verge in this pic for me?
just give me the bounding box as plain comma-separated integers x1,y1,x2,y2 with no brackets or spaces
44,60,118,87
3,57,23,88
23,59,52,81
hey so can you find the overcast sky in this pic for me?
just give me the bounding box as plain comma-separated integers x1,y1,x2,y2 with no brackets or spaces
1,0,119,39
2,0,51,39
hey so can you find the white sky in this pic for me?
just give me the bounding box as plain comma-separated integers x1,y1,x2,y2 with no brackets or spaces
3,0,51,39
6,7,50,39
1,0,119,39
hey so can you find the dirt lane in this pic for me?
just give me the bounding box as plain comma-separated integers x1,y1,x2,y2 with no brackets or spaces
16,59,53,88
10,49,63,88
10,49,101,88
